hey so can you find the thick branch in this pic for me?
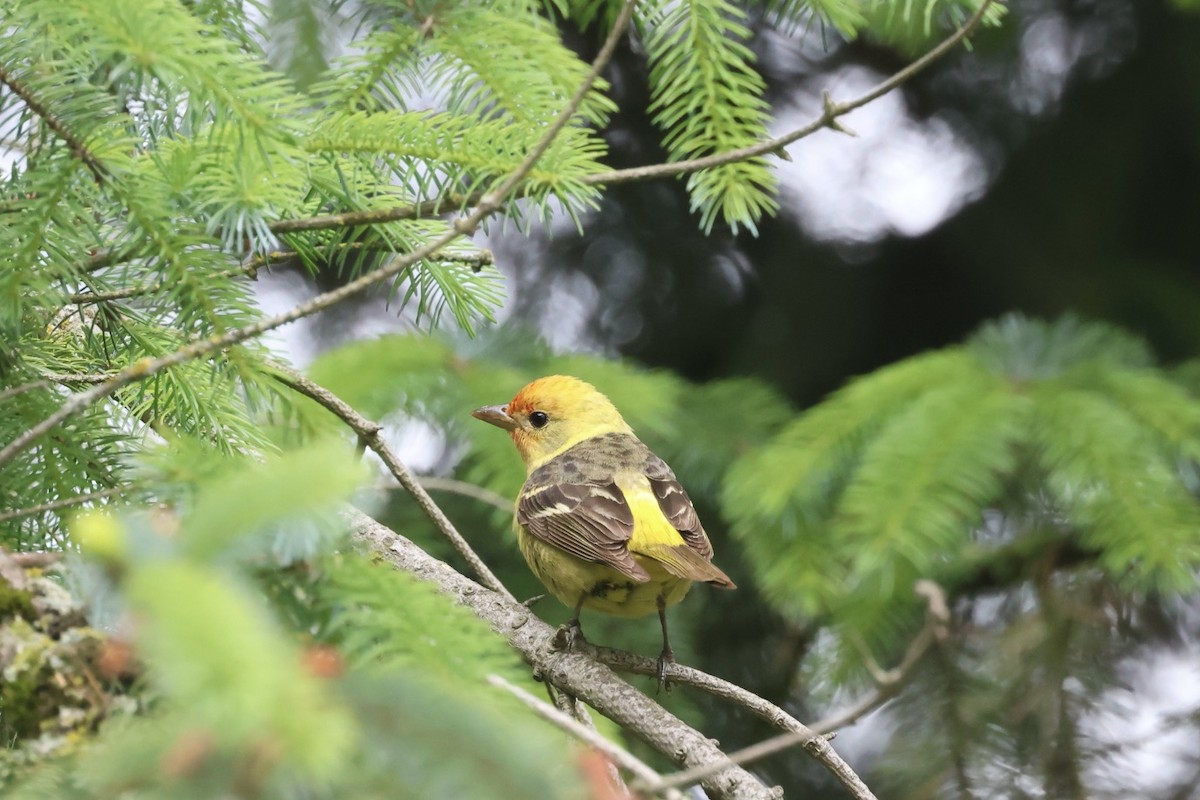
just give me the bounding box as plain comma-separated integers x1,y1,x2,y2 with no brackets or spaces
347,508,781,800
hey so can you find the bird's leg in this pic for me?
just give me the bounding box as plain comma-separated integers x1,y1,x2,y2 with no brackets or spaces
553,595,588,651
656,595,675,694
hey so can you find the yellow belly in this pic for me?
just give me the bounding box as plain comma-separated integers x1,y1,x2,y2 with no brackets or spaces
517,528,692,618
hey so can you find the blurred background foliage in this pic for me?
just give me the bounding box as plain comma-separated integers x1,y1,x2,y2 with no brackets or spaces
3,0,1200,798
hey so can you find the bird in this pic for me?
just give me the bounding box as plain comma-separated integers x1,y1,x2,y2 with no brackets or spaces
472,375,735,686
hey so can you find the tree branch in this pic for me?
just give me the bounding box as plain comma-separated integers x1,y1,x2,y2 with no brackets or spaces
271,366,515,602
268,194,481,235
64,0,995,283
346,508,784,800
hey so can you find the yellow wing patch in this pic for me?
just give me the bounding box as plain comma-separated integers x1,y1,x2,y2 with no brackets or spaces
616,473,688,551
617,472,737,588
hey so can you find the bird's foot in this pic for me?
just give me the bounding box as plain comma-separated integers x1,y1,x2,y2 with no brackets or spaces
521,593,546,608
553,619,586,652
656,645,676,695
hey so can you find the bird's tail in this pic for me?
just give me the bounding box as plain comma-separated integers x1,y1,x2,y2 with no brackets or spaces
639,543,737,589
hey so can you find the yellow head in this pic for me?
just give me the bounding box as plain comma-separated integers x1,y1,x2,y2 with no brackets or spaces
472,375,632,468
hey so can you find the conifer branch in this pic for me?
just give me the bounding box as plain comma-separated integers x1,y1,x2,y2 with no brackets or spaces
271,366,515,602
199,0,990,237
0,64,107,184
0,1,634,472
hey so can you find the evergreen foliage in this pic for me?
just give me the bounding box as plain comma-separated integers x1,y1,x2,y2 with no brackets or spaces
8,0,1174,797
3,441,588,798
723,314,1200,671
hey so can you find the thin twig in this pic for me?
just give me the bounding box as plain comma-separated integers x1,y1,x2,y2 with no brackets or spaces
271,366,515,601
0,373,115,403
72,248,494,305
593,644,805,728
0,378,51,403
417,476,513,514
0,0,633,473
589,645,877,800
0,486,127,524
811,580,949,734
581,0,997,187
487,674,682,800
634,727,826,795
268,194,481,234
40,372,114,385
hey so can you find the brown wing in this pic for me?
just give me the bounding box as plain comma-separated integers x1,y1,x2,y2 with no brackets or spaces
517,479,651,583
643,453,715,561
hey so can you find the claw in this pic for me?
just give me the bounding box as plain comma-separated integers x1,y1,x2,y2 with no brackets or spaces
553,618,585,651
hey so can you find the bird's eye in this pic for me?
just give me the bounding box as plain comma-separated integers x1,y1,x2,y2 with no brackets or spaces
528,411,549,429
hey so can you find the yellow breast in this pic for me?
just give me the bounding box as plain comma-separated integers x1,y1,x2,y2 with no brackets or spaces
515,525,692,619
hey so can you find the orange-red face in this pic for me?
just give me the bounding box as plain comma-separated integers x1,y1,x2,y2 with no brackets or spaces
471,376,627,465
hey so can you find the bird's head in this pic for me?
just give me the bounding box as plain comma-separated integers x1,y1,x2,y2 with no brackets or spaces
472,375,632,468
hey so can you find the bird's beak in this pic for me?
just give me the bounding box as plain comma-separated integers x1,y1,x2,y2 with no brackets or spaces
472,404,518,431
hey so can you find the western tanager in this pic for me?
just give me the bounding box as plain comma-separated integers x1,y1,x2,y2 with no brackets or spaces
472,375,735,683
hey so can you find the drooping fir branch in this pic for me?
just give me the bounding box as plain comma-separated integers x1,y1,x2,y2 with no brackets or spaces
0,0,637,472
